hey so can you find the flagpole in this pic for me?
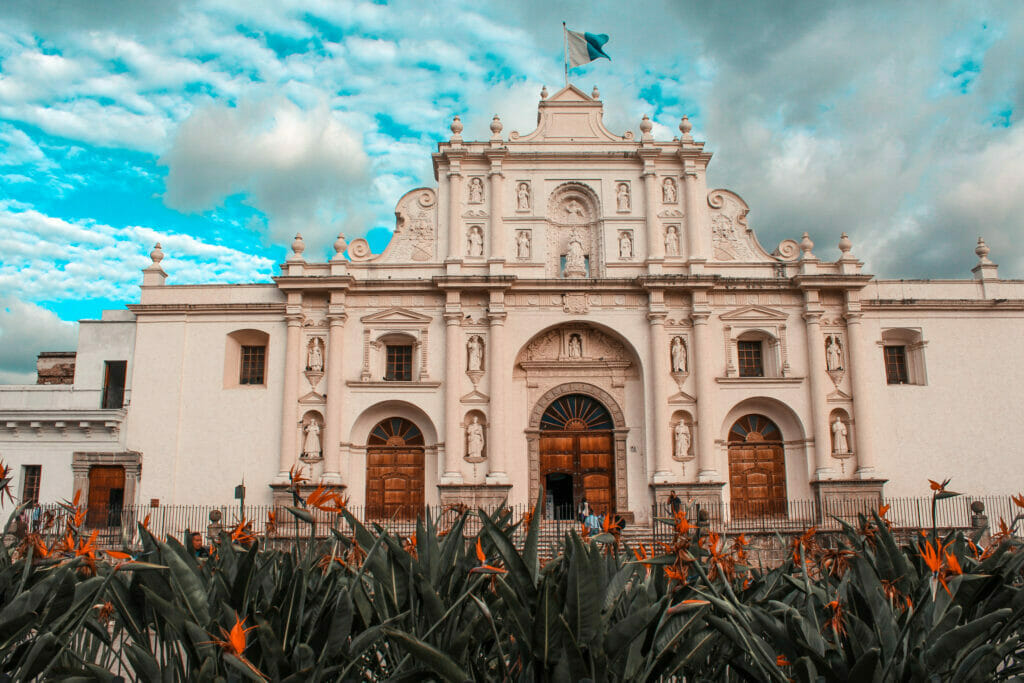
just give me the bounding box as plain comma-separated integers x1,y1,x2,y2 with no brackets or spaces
562,22,568,87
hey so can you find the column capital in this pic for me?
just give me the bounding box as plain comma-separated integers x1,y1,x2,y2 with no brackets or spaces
802,311,823,324
443,312,463,325
285,314,304,326
488,311,508,324
843,311,863,323
327,313,348,327
690,311,711,325
647,311,667,324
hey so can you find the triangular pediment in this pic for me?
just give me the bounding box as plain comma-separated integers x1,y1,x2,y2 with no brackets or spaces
719,305,788,322
669,389,696,405
360,307,433,325
299,390,325,404
546,84,594,102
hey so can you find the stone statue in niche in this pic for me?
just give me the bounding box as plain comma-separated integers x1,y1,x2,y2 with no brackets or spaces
516,231,531,259
663,177,677,204
467,335,484,371
564,236,586,277
468,177,484,204
307,338,324,372
674,420,691,459
568,334,582,358
619,231,633,259
516,182,530,211
616,183,630,211
467,226,484,257
665,226,680,256
303,421,322,458
671,336,687,373
466,417,485,459
826,336,842,371
831,417,849,454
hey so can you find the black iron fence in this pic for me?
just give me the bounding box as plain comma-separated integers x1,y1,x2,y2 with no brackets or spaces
12,493,1020,551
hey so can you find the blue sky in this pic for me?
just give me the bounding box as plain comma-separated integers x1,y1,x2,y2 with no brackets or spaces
1,1,1022,382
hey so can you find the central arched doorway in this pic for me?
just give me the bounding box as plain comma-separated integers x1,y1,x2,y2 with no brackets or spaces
728,414,787,517
366,417,425,518
539,394,616,519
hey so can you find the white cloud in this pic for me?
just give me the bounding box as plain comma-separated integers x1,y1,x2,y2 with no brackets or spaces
0,205,275,303
160,97,371,252
0,297,78,384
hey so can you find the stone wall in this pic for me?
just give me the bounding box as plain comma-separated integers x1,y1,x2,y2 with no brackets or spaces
36,352,76,385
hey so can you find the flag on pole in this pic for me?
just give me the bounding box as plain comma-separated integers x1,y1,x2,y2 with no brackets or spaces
565,28,610,68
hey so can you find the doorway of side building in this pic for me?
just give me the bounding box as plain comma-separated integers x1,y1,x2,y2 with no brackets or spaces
365,417,425,519
727,414,787,518
86,465,125,527
539,394,616,517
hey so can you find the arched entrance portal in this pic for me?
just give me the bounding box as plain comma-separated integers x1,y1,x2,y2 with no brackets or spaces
539,394,616,518
366,417,425,518
728,414,787,517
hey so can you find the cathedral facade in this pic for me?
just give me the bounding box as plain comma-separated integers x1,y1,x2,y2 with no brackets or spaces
2,85,1022,521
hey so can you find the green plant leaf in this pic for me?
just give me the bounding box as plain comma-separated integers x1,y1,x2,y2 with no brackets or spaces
382,627,471,682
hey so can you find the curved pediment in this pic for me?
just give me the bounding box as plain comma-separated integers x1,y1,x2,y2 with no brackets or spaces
374,188,438,263
707,189,796,263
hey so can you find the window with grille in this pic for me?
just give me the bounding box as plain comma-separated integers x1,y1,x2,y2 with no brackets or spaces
240,345,266,385
884,345,909,384
737,341,764,377
21,465,41,506
385,345,413,381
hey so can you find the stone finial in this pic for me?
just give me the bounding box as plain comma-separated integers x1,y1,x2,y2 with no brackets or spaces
288,233,306,262
838,232,853,258
450,115,463,139
679,115,693,139
490,114,503,138
149,242,164,266
639,114,653,136
142,242,167,286
333,233,348,258
975,237,991,264
591,85,600,99
540,85,548,99
800,232,815,259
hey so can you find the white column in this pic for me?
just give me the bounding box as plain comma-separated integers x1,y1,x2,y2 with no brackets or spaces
278,315,302,478
441,312,464,484
649,312,674,482
447,171,463,261
642,172,664,260
489,169,505,261
485,311,510,484
844,312,877,477
804,312,834,478
683,167,710,264
692,312,719,480
323,314,346,483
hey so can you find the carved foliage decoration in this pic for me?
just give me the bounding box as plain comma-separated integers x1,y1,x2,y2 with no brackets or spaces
521,326,628,363
707,189,758,261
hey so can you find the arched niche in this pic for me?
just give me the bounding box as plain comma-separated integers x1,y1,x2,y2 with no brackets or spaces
544,181,605,278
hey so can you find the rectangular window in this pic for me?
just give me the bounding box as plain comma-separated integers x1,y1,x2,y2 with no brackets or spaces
240,345,266,385
101,360,127,409
21,465,41,506
737,341,764,377
884,345,909,384
385,345,413,381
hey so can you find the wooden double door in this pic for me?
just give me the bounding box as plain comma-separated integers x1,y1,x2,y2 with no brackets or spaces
539,394,617,517
86,465,125,527
540,431,615,515
365,418,425,519
728,414,787,517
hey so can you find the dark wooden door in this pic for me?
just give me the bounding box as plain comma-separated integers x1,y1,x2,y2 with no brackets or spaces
727,414,786,517
87,466,125,527
539,431,615,515
366,448,424,518
365,418,425,519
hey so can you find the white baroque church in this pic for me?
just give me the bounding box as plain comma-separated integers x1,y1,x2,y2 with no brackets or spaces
2,85,1022,522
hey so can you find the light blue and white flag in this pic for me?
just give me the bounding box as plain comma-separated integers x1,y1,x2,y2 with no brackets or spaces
565,28,611,68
